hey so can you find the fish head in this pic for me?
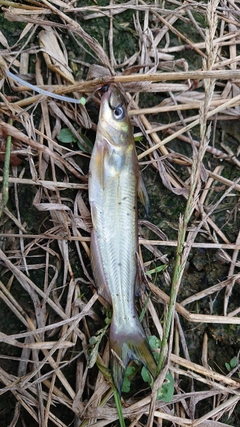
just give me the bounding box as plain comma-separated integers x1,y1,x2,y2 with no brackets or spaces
90,83,139,183
98,84,133,148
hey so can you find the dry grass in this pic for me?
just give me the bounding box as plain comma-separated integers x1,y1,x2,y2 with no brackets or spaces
0,1,239,426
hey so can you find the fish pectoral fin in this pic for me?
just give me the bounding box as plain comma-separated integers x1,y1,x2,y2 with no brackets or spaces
90,228,112,304
138,174,150,216
90,202,98,231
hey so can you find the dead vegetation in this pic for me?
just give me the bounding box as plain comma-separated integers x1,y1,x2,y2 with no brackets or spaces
0,0,239,426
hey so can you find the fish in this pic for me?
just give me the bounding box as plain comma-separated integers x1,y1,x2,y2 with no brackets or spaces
88,84,157,393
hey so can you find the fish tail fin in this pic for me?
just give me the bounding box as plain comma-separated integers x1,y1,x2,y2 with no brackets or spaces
109,319,157,394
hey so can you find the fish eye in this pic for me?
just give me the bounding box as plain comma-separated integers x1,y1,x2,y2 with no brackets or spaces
113,105,125,120
101,84,109,93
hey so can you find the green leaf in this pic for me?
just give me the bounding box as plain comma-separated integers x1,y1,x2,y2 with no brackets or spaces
122,366,136,393
141,366,154,388
77,133,93,151
57,128,77,143
225,356,238,372
139,292,151,322
225,362,231,372
230,357,238,369
57,128,93,153
134,135,143,142
157,372,174,402
146,264,167,276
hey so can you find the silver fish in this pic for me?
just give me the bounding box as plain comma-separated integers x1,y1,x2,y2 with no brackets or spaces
88,84,157,393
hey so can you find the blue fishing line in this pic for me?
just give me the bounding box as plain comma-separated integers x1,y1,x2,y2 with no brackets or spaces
5,70,86,105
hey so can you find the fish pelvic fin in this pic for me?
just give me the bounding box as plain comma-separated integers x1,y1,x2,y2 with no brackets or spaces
109,320,157,394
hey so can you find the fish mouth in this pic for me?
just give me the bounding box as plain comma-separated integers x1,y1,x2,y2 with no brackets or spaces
108,88,125,111
100,84,125,110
